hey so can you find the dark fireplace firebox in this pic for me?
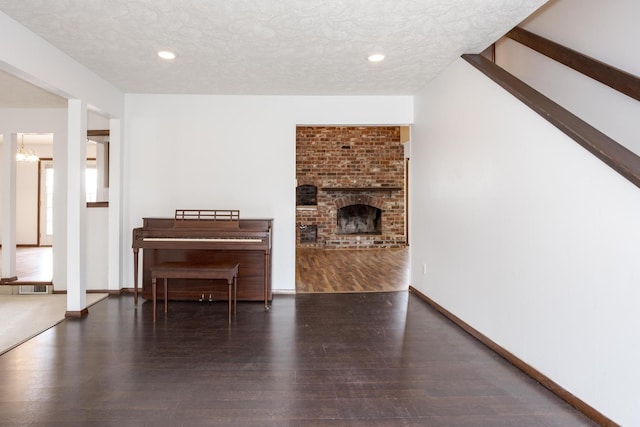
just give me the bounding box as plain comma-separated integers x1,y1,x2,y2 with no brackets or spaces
337,204,381,234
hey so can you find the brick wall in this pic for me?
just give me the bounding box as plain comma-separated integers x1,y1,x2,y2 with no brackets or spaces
296,126,406,249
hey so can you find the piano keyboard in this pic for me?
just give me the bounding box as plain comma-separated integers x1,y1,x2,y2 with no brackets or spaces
143,237,262,243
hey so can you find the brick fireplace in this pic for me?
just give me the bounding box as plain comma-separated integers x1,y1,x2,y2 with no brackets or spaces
296,126,406,249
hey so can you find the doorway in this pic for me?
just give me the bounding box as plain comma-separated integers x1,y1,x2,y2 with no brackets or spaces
294,125,410,293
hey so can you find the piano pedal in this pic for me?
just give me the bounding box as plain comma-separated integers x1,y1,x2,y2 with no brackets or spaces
209,293,213,302
199,293,204,302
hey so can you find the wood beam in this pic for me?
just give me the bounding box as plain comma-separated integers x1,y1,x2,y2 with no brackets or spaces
506,27,640,102
87,129,109,137
462,53,640,190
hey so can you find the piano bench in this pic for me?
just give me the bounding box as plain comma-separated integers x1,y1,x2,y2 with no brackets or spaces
150,262,239,324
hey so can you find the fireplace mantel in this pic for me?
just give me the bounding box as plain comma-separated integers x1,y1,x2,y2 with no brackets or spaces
321,187,401,192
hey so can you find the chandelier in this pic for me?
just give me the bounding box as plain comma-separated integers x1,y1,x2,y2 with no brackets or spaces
16,134,39,162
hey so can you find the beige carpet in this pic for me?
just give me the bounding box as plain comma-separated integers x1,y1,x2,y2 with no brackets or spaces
0,293,108,355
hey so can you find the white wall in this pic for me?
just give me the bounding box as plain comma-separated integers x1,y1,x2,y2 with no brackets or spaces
411,57,640,427
0,109,68,287
86,206,108,290
124,95,413,291
412,2,640,423
14,160,38,244
496,0,640,155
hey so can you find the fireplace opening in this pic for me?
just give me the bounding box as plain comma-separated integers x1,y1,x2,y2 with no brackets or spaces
337,204,381,234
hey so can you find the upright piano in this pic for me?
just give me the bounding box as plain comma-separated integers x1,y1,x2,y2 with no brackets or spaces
132,210,272,309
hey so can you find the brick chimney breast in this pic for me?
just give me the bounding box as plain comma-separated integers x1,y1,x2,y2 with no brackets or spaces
296,126,405,249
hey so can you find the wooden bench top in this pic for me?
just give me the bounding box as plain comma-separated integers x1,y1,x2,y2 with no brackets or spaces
151,262,239,282
150,262,239,323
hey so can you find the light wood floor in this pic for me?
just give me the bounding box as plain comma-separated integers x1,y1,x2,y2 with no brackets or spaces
2,246,410,293
0,247,52,283
0,293,107,355
296,247,409,293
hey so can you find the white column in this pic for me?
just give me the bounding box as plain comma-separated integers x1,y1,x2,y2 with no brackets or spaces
52,129,68,291
1,133,17,281
66,100,87,315
107,118,121,292
96,140,108,202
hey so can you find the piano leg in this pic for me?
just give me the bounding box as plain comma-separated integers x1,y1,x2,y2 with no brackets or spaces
133,248,139,305
264,252,270,311
164,278,168,315
151,276,157,322
227,278,232,324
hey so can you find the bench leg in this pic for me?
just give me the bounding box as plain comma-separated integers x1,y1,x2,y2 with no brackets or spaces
152,277,157,322
164,278,168,314
227,281,232,324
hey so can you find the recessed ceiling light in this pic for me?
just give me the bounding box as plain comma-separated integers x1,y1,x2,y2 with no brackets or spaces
158,50,176,60
368,53,385,63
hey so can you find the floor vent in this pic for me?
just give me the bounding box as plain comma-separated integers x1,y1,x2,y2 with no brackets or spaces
19,285,48,294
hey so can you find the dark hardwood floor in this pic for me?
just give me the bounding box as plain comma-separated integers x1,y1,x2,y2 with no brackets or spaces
0,292,595,426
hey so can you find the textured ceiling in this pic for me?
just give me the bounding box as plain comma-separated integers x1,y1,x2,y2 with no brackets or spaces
0,0,547,99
